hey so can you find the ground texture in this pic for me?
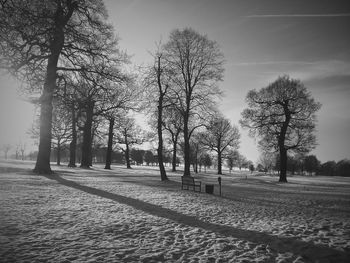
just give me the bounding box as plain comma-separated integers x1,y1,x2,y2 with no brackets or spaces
1,160,350,262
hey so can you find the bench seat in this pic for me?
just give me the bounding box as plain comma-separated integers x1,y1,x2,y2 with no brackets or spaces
181,176,201,192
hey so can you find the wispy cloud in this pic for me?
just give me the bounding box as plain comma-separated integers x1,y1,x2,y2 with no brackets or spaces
228,61,318,67
246,13,350,18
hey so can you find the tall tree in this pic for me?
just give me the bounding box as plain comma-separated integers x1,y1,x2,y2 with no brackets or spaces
163,28,224,177
143,47,173,180
152,53,170,180
201,114,240,174
240,75,321,182
0,0,120,173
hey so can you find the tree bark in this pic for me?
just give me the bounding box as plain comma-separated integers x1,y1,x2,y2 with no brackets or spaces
33,56,57,174
80,100,94,168
155,56,168,181
157,104,168,181
105,118,114,169
68,103,77,167
279,147,288,182
172,138,178,172
125,140,131,169
56,142,61,165
218,151,222,175
183,114,191,177
278,105,291,182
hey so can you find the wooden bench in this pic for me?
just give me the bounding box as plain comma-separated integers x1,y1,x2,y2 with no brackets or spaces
181,176,201,192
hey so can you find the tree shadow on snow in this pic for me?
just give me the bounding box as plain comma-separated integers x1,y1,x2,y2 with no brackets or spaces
44,174,349,263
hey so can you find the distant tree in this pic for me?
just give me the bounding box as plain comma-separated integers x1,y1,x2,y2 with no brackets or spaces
1,144,11,159
320,161,337,176
200,153,212,173
258,151,276,174
51,103,71,165
131,149,145,165
240,76,321,182
19,142,26,160
201,114,240,174
226,149,237,173
335,159,350,177
249,162,255,173
226,149,240,170
115,116,145,169
144,150,155,166
163,28,224,177
303,155,320,175
188,133,206,174
256,163,265,172
162,105,183,172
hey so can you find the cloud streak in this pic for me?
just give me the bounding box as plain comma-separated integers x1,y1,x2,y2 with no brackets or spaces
246,13,350,18
229,61,318,66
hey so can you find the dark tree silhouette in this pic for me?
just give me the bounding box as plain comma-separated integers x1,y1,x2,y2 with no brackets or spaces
0,0,120,173
163,28,224,177
240,75,321,182
303,155,320,175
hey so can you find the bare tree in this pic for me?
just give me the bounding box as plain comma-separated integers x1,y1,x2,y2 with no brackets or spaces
1,144,11,159
240,75,321,182
143,51,172,180
258,151,276,174
201,114,240,174
163,28,224,177
115,116,145,169
0,0,122,173
162,105,183,172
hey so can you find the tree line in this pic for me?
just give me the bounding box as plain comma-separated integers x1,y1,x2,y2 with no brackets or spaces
255,152,350,177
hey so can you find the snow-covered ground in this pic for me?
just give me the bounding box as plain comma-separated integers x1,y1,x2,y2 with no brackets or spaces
1,160,349,262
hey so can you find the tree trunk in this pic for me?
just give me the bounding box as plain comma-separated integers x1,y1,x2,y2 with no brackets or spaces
194,149,198,173
80,100,94,168
172,142,177,172
89,128,94,166
105,118,114,169
171,132,179,172
33,56,56,174
33,2,75,174
218,151,222,175
156,56,168,181
57,142,61,165
279,147,288,182
125,144,131,169
183,114,191,177
157,105,168,180
278,106,291,182
68,103,77,167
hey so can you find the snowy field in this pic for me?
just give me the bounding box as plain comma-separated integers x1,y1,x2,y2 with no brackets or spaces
1,160,349,262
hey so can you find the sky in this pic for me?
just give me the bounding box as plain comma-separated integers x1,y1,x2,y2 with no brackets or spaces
1,0,350,163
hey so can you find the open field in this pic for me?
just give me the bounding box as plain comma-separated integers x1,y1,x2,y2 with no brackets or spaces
1,160,350,262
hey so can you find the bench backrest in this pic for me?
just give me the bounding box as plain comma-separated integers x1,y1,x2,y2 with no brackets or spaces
181,176,195,184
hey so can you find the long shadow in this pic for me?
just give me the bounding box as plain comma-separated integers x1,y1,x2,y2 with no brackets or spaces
44,174,349,263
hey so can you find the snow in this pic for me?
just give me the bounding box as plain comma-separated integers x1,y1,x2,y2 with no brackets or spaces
1,160,350,262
